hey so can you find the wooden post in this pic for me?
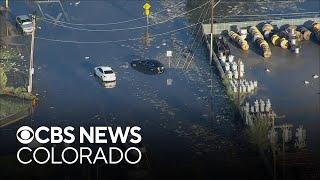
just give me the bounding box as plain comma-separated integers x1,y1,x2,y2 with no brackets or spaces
5,0,9,9
28,15,36,93
210,0,214,64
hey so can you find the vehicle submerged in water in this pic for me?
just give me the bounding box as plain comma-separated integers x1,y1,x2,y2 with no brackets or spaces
131,59,165,75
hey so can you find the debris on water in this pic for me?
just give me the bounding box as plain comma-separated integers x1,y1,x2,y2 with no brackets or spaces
313,74,319,79
304,81,310,85
120,62,129,69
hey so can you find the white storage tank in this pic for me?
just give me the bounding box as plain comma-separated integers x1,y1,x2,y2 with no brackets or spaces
246,84,251,93
239,71,244,78
254,81,258,88
228,55,235,62
250,106,255,113
233,70,239,79
225,62,230,71
260,99,265,112
232,62,238,71
245,102,250,113
250,81,255,90
227,71,233,79
233,85,237,93
254,100,259,113
239,61,245,72
220,55,226,63
242,84,247,93
266,99,272,112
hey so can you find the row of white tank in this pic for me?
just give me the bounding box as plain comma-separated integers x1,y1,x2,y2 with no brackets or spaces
243,99,272,114
230,79,258,93
219,55,245,79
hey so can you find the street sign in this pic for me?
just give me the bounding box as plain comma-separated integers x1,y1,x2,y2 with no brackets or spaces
166,51,173,57
143,3,151,16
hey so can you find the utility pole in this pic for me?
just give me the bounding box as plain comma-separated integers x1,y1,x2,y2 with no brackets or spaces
5,0,9,9
143,2,151,48
210,0,214,65
28,15,36,93
237,59,241,108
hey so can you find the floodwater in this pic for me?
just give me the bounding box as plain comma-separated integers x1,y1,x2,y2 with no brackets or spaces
0,0,319,180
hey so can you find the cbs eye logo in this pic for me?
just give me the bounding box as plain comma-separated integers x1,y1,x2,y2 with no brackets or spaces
16,126,34,144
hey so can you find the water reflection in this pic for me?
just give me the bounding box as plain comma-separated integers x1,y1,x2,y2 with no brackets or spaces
102,81,116,89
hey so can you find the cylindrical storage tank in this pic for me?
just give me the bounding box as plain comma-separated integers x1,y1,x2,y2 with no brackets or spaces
246,84,251,93
225,62,230,71
254,100,259,113
254,81,258,88
231,62,238,71
245,102,250,113
227,71,233,79
250,81,255,90
242,84,247,93
240,28,248,36
233,86,237,93
260,99,265,113
233,70,239,79
220,55,226,62
219,52,224,58
239,71,244,78
239,61,244,72
291,38,297,45
228,55,234,62
287,25,296,36
266,99,272,112
250,106,255,113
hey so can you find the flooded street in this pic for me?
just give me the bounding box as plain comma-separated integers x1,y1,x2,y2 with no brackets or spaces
0,0,319,179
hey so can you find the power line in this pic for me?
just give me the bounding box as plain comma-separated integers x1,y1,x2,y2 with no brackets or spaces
214,11,320,19
41,0,211,32
36,19,208,44
182,1,214,69
41,0,186,26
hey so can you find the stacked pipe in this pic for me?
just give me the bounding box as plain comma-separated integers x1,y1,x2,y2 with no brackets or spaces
262,24,274,40
228,31,249,51
249,26,272,58
271,34,280,46
312,22,320,42
297,26,311,41
276,31,290,49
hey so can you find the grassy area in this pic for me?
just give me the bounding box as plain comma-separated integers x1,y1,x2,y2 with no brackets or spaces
0,96,31,119
0,47,35,100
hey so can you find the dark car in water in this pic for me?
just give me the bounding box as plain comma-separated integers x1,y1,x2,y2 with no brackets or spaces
131,59,165,75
